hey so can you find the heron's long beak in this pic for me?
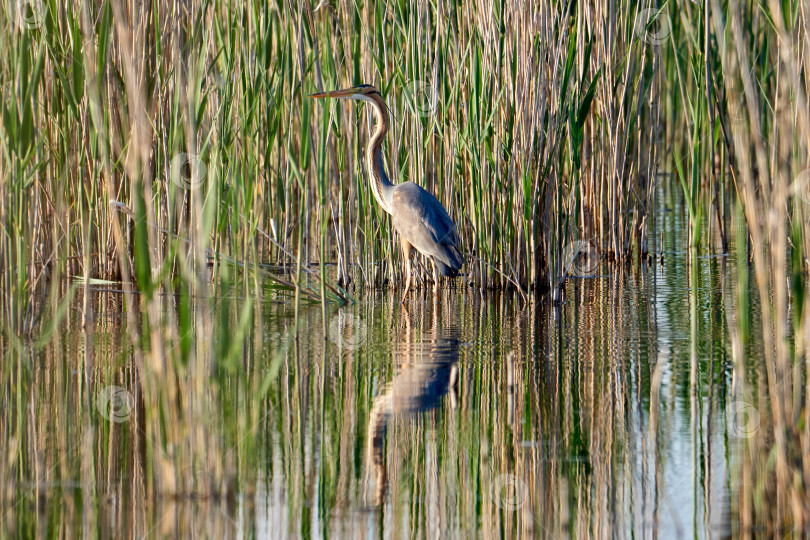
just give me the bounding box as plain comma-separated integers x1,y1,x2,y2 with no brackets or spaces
311,88,356,99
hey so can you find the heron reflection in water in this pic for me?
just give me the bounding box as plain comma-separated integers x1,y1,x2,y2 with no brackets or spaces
311,85,463,302
366,304,460,505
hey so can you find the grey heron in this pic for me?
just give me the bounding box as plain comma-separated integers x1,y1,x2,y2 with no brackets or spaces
312,84,463,302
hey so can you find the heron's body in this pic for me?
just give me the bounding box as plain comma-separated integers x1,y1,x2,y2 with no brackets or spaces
312,84,463,301
391,182,462,277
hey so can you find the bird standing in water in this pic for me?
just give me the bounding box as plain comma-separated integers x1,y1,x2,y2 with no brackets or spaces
311,84,463,302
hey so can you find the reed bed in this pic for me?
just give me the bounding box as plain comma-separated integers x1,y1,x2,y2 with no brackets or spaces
0,0,666,316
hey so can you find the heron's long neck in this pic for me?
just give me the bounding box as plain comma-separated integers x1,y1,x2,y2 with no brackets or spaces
366,99,395,215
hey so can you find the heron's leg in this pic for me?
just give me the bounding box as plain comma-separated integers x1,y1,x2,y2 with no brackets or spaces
400,239,413,303
401,260,412,303
431,259,440,296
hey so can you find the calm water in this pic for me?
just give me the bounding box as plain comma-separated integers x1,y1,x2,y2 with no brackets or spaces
1,242,764,539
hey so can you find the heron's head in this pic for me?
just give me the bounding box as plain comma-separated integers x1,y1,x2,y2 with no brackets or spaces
311,84,381,103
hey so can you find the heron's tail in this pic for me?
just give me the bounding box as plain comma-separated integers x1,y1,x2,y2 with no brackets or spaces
435,246,463,277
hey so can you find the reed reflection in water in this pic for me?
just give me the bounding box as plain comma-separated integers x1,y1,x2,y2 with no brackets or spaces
265,253,746,538
3,252,760,537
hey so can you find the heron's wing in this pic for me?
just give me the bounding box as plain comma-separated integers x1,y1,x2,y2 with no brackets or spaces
390,182,462,270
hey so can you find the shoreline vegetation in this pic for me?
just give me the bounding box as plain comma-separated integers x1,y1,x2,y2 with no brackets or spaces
1,0,809,534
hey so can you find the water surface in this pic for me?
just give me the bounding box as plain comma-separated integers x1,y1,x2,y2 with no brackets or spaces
2,241,761,539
